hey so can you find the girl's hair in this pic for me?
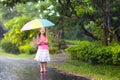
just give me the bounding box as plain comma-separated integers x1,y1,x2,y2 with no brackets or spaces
38,28,46,37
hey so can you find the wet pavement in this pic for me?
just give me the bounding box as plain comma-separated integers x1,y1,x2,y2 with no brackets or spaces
0,56,89,80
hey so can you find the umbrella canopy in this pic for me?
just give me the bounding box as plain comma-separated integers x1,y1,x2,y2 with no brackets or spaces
21,19,55,31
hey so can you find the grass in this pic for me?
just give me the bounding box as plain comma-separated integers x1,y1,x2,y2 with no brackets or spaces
0,48,35,59
65,39,81,45
49,60,120,80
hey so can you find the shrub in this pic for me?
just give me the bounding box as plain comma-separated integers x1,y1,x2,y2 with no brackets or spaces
58,39,67,49
66,41,94,61
90,46,113,64
90,46,120,65
4,15,33,45
49,47,59,54
66,41,120,65
19,44,37,54
1,39,19,54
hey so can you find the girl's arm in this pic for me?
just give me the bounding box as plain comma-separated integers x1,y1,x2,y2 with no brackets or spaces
45,38,48,44
44,35,48,44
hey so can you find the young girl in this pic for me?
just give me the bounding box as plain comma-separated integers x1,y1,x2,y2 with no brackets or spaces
34,27,50,73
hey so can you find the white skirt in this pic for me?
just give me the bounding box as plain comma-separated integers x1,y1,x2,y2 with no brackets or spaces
34,49,50,62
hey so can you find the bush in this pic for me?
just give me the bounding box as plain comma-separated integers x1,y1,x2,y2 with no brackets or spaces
58,39,67,49
66,41,94,61
90,46,120,65
19,44,37,54
1,39,19,54
4,15,33,45
66,41,120,65
49,47,59,54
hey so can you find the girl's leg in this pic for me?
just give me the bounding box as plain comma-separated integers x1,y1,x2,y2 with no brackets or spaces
40,62,43,72
43,62,47,72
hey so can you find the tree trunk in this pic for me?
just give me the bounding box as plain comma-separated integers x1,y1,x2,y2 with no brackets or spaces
103,0,110,46
103,24,108,45
60,25,64,39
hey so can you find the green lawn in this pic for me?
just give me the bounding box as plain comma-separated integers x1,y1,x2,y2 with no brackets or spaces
0,48,35,59
49,60,120,80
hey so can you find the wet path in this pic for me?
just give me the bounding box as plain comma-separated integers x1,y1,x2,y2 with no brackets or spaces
0,56,39,80
0,56,88,80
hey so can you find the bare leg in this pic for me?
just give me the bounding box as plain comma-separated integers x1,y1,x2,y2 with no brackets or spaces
40,62,43,72
43,62,47,72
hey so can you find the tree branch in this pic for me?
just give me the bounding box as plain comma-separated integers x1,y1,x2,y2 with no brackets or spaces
91,0,106,13
58,0,65,8
82,26,101,40
66,0,79,18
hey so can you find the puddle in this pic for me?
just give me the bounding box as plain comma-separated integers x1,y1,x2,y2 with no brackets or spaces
0,56,89,80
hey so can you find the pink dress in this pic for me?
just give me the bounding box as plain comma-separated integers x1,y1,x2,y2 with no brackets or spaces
34,36,50,62
38,36,49,50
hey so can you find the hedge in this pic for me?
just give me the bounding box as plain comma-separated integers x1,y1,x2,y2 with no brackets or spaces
66,41,120,65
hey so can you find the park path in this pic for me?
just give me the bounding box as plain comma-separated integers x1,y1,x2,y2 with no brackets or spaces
0,53,89,80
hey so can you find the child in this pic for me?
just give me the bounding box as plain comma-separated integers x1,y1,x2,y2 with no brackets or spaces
34,27,50,73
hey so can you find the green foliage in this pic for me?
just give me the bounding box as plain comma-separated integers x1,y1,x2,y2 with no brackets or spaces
66,41,94,60
90,46,120,65
14,3,39,18
66,41,120,65
65,40,81,45
85,21,103,39
75,0,94,15
4,15,36,45
1,0,120,55
19,44,37,54
0,3,40,22
49,47,58,54
58,39,67,49
1,38,19,54
0,7,10,21
0,0,38,7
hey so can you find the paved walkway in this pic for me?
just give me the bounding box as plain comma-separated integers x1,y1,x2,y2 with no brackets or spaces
50,53,69,64
0,53,89,80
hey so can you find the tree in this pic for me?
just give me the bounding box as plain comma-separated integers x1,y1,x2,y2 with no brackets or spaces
0,0,38,7
4,15,33,45
57,0,101,40
91,0,120,45
57,0,120,45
